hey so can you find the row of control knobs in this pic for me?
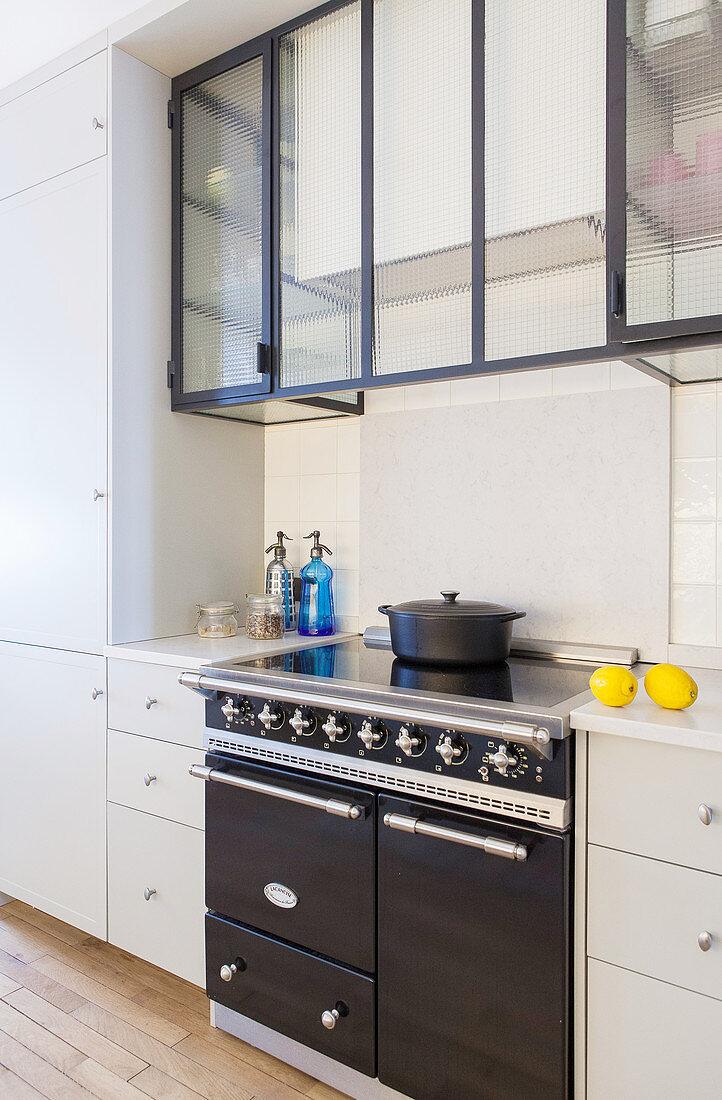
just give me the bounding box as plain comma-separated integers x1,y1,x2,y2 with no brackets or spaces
220,696,525,774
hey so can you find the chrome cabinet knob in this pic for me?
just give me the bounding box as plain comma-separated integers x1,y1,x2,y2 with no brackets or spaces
358,719,382,749
490,744,518,776
395,726,421,757
92,117,104,130
143,773,157,787
258,702,279,729
91,688,104,700
699,804,713,826
93,489,105,501
290,708,311,734
698,931,713,952
321,1008,340,1030
436,735,463,766
220,963,238,982
145,696,158,710
143,887,156,901
221,697,239,721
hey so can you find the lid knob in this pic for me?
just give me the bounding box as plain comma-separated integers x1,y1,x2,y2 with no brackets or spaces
440,591,460,603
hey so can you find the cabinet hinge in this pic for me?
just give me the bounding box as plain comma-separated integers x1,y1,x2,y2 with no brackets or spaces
610,270,624,319
167,100,175,129
167,360,176,388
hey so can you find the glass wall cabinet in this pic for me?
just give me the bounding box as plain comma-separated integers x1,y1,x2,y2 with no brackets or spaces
171,0,722,420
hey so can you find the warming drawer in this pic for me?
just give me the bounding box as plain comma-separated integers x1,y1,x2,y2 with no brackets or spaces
206,913,376,1076
202,754,376,972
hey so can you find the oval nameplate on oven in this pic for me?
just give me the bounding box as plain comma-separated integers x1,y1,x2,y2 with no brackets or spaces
264,882,298,908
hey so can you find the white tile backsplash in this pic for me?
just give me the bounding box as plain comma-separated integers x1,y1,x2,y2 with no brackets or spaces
671,383,722,651
264,361,670,643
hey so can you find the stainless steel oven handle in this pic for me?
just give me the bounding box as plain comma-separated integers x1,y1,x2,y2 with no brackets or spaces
383,812,527,861
189,764,363,820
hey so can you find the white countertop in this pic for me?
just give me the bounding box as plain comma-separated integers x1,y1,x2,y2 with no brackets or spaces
105,631,356,671
571,663,722,753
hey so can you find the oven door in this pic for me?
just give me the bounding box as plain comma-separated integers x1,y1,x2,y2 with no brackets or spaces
202,753,376,972
377,794,570,1100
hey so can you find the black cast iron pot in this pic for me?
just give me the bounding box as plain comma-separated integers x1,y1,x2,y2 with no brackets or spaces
378,590,526,667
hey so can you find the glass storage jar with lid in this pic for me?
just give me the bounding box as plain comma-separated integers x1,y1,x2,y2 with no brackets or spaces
196,601,239,638
246,593,285,640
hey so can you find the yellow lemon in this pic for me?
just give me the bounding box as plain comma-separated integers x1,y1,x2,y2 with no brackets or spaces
644,664,698,710
589,666,638,707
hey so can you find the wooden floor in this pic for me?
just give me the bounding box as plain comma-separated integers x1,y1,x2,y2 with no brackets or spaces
0,901,348,1100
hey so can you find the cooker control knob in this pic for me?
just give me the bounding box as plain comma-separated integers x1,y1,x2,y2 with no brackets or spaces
490,744,518,776
435,734,465,766
221,697,239,721
395,725,422,757
358,719,384,749
290,707,315,736
257,702,280,729
322,714,348,743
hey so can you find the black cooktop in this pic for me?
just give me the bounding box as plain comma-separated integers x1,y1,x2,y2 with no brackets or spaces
227,637,593,707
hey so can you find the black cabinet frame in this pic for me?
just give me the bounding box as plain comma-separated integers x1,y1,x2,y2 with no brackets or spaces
171,0,722,413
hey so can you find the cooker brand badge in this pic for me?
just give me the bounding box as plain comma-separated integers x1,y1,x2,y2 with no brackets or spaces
263,882,298,908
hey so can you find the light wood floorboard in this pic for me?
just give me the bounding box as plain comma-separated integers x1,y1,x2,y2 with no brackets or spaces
0,903,350,1100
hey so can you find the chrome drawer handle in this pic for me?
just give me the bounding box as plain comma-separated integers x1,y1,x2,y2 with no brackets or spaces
383,812,527,861
188,764,362,820
92,117,104,130
699,931,713,952
144,773,157,787
143,887,156,902
145,697,158,710
699,804,713,826
91,688,104,700
220,963,237,982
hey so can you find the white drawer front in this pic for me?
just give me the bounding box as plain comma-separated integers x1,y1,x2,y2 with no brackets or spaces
588,844,722,1000
108,730,204,829
588,733,722,874
587,958,722,1099
0,53,107,200
108,659,204,748
108,803,204,986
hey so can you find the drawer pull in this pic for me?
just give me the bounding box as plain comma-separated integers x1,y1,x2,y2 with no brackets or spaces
143,887,157,902
189,764,363,820
698,804,713,826
143,773,157,787
698,930,713,952
220,963,237,982
145,696,158,710
383,812,527,861
321,1001,348,1030
91,688,104,701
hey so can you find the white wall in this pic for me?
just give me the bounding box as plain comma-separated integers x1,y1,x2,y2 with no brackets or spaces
265,361,669,658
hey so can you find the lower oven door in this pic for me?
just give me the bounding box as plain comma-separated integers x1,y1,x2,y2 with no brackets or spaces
207,913,376,1076
377,794,570,1100
202,754,376,972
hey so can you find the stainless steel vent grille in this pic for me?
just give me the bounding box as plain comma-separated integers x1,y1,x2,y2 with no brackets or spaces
206,736,555,824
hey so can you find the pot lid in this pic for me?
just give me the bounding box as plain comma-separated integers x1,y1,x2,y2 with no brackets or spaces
383,591,524,620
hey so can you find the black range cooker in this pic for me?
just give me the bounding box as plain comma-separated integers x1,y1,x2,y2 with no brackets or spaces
181,634,636,1100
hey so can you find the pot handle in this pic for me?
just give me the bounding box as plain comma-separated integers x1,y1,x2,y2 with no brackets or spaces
500,610,527,623
378,605,391,616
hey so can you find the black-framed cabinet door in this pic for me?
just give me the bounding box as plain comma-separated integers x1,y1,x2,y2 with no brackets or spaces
171,37,273,407
608,0,722,344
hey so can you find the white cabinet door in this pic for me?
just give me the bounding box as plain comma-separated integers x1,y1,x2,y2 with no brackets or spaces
0,52,107,201
0,642,107,937
0,159,107,653
587,959,722,1098
108,803,205,986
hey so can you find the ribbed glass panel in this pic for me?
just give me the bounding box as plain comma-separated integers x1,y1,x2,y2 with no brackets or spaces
279,3,362,389
626,0,722,326
181,57,264,394
372,0,471,376
484,0,606,360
